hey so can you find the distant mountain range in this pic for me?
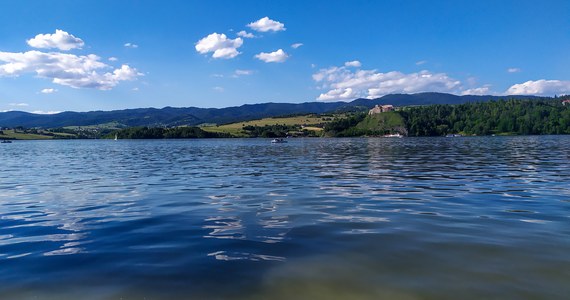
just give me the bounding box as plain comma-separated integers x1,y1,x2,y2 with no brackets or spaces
0,93,541,128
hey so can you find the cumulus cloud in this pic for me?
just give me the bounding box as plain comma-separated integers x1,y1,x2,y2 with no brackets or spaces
195,33,243,59
27,29,84,51
247,17,286,32
124,43,138,48
344,60,361,68
506,79,570,96
254,49,288,63
313,63,462,101
108,57,118,61
40,88,58,94
0,50,142,90
211,47,240,59
317,88,357,101
291,43,303,49
213,86,224,92
507,67,521,73
237,30,255,38
461,86,492,95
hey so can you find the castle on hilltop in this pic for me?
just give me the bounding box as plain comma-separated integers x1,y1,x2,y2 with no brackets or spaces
368,104,394,115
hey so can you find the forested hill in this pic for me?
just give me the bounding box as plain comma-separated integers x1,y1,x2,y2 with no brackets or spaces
348,92,539,107
0,92,540,128
400,98,570,136
0,102,347,128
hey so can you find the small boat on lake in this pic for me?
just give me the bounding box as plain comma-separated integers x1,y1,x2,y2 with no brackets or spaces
271,138,287,143
1,140,12,143
383,133,403,138
446,134,462,138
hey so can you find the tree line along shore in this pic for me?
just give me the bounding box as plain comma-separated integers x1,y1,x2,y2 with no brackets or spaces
2,97,570,140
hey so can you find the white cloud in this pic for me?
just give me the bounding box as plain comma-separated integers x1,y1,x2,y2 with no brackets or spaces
255,49,288,63
40,88,58,94
291,43,303,49
9,102,29,107
247,17,286,32
0,50,142,90
195,33,243,59
235,69,254,76
108,57,118,61
313,63,462,101
344,60,361,68
416,60,427,66
507,68,521,73
506,80,570,96
461,86,492,95
31,110,61,114
237,30,255,38
212,47,240,59
27,29,84,51
317,88,357,101
124,43,138,48
213,86,224,92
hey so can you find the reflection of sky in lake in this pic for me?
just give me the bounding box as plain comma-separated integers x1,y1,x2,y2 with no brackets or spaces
0,137,569,299
2,185,145,256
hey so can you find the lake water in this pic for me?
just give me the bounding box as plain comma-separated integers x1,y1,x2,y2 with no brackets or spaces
0,137,569,299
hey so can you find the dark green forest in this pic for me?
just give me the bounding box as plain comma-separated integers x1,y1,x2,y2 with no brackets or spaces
110,126,231,139
242,125,317,137
107,97,570,139
323,112,367,137
323,98,570,137
400,98,570,136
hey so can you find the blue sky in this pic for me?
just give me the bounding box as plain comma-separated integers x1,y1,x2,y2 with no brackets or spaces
0,0,569,113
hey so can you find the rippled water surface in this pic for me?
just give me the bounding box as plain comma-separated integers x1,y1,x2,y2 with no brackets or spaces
1,137,569,299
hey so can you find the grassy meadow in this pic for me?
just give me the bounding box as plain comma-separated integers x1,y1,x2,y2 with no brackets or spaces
0,129,53,140
0,129,78,140
201,114,333,136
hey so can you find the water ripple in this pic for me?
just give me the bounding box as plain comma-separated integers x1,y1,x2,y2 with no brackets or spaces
0,137,569,299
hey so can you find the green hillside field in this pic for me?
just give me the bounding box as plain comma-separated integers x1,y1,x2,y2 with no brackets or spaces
355,112,407,135
0,129,53,140
201,114,332,136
